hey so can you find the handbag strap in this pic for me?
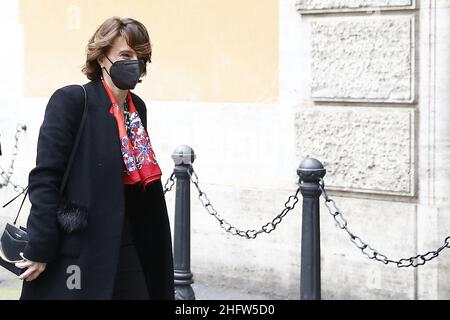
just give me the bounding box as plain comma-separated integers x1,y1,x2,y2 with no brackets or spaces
14,185,29,225
3,85,88,225
59,85,88,195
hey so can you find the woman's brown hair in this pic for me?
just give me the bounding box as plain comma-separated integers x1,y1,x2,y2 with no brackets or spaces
82,17,152,80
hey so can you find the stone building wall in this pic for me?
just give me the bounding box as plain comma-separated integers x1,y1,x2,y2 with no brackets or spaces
293,0,450,299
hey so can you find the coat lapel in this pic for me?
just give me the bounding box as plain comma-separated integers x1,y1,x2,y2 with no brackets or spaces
84,77,125,187
84,78,113,113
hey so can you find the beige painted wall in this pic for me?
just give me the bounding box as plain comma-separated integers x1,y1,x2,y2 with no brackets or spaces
19,0,279,103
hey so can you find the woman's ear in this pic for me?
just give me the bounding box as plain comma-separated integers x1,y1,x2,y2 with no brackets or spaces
97,55,105,69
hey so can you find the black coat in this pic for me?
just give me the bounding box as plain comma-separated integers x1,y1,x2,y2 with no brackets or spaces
20,78,174,299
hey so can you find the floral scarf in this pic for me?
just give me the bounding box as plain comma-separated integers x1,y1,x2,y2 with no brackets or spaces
102,79,162,191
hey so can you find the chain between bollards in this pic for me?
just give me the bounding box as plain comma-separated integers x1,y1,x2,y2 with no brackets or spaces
0,124,27,192
170,145,307,299
188,167,301,239
163,171,175,194
167,146,450,302
318,177,450,268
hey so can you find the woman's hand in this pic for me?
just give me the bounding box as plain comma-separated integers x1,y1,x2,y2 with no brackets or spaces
15,254,47,281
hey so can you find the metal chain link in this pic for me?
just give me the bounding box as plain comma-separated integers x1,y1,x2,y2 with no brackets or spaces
187,166,301,239
163,171,176,194
0,124,27,192
318,177,450,268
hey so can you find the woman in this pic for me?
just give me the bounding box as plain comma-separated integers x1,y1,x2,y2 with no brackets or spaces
15,17,174,299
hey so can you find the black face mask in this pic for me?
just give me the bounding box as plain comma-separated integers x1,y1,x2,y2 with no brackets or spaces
103,56,144,90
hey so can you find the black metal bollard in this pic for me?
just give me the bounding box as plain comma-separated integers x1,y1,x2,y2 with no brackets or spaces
298,157,325,300
172,145,196,300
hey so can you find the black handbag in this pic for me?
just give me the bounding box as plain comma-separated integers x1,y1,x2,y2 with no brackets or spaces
0,186,29,275
0,85,89,275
